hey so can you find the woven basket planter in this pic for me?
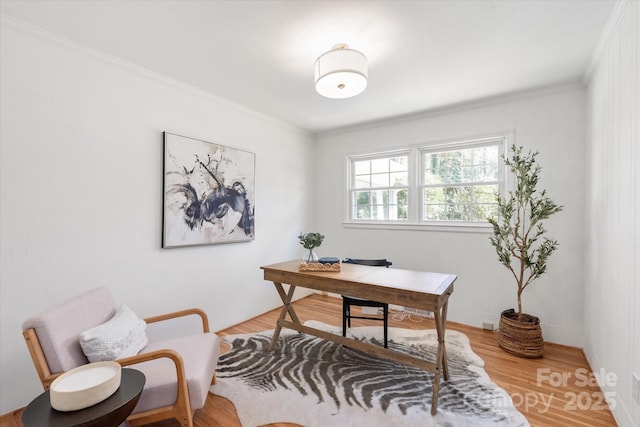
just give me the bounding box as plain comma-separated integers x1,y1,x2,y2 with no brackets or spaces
497,309,544,358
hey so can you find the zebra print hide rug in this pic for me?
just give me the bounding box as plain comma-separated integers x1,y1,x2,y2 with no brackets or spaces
211,321,529,427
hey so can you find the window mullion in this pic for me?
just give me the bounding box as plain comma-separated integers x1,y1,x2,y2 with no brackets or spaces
410,147,420,223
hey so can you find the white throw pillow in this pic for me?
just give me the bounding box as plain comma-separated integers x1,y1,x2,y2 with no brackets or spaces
79,304,148,362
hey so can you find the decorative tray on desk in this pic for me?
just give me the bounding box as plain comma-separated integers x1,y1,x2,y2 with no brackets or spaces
298,262,341,272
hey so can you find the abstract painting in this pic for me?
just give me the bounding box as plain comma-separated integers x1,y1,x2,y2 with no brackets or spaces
162,132,255,248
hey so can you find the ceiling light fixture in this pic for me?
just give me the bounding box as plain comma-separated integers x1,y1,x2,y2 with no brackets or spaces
314,44,368,99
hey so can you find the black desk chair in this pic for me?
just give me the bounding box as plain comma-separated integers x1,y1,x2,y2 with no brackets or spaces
342,258,392,348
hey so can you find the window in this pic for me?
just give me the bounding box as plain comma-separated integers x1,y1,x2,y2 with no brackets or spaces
350,153,409,221
421,143,501,222
346,134,507,230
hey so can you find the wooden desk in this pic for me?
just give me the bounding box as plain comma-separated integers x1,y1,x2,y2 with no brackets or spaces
21,368,145,427
261,260,456,415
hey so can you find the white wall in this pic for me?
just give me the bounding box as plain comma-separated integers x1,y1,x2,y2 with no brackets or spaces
315,86,587,347
0,18,314,413
2,4,635,422
584,2,639,426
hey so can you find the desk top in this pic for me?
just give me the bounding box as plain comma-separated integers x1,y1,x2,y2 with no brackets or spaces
261,260,456,309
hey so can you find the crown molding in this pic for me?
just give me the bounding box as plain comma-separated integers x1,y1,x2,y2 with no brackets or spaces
582,0,633,84
0,14,313,139
317,81,583,138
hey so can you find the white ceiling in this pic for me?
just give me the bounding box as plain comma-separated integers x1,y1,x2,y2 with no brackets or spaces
1,0,616,134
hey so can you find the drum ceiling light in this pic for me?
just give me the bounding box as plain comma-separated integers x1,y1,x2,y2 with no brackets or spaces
314,44,368,99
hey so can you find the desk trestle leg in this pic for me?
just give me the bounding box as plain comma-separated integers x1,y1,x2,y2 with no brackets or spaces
431,298,450,415
269,283,299,351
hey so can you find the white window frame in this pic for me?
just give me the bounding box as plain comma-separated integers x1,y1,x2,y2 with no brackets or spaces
343,132,511,233
346,149,412,223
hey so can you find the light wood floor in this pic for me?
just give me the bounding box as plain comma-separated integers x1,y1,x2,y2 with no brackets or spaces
1,294,617,427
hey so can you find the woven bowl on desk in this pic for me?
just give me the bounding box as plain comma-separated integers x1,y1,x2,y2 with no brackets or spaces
298,262,341,272
50,361,121,411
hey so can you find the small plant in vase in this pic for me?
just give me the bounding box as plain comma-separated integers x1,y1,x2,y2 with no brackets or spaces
487,144,563,358
298,232,325,263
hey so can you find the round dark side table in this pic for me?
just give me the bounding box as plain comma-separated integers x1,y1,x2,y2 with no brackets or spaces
21,368,145,427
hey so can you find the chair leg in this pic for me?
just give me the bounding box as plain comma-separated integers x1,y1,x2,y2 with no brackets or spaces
383,306,389,348
342,300,347,337
343,299,389,348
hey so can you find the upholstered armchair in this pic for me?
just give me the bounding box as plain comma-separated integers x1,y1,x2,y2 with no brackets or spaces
22,287,220,427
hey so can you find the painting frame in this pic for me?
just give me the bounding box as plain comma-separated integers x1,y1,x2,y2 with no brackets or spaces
162,132,255,248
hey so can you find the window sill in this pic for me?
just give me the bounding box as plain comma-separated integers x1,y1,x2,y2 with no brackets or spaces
342,220,493,233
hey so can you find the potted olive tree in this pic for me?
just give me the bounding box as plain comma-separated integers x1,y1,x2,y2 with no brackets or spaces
487,145,563,358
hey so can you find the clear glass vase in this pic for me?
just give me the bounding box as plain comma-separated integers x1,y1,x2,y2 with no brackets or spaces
302,248,319,263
